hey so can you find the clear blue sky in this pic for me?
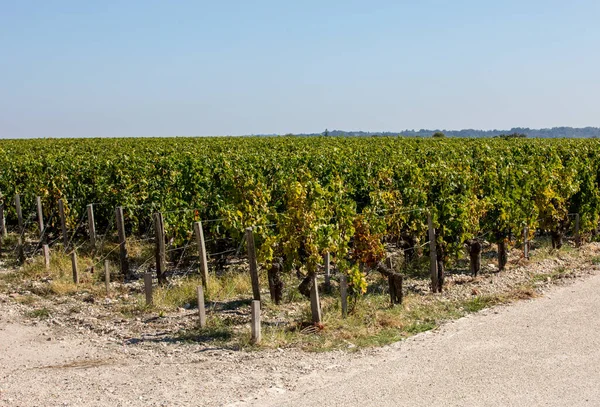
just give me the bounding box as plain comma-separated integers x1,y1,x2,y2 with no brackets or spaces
1,0,599,137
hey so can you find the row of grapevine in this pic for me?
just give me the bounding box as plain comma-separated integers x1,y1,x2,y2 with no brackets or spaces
1,137,599,294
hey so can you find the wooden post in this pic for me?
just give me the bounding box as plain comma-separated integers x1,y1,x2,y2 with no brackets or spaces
324,252,331,293
115,207,129,277
0,203,4,255
428,213,438,293
36,196,44,239
154,213,166,285
71,251,79,284
104,260,110,295
197,285,206,328
251,300,261,344
0,203,6,237
523,226,529,260
310,274,322,324
340,274,348,318
575,213,581,248
87,204,96,248
387,257,396,305
42,244,50,270
14,194,23,233
17,236,25,264
193,221,209,289
246,227,261,302
58,199,68,249
144,273,153,306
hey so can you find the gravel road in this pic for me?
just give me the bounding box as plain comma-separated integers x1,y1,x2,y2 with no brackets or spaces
254,272,600,407
2,271,599,406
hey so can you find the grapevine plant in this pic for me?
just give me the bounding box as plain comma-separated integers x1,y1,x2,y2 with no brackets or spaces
1,136,600,299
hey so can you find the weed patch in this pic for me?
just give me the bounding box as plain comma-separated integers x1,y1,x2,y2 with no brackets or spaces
25,307,51,319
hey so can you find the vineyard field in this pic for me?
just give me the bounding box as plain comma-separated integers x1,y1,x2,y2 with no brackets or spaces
1,136,600,282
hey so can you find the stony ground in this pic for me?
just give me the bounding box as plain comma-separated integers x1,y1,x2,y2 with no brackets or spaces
3,242,599,351
1,243,599,406
0,298,368,406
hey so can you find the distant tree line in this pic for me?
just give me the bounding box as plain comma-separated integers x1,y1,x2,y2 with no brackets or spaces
295,127,600,138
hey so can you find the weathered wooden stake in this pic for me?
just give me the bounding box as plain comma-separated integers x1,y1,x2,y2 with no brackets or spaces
387,257,396,305
14,194,23,233
36,196,44,239
251,300,261,344
246,227,261,302
310,274,322,324
104,260,110,295
71,251,79,284
523,226,530,260
575,213,581,248
87,204,96,248
324,252,331,293
144,273,153,305
428,213,439,293
115,207,129,277
42,244,50,270
0,203,6,237
0,204,4,254
17,236,25,264
154,213,166,285
340,274,348,318
193,221,209,289
58,199,68,249
197,285,206,328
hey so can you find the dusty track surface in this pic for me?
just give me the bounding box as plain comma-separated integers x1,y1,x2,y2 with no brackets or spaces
255,271,600,407
2,270,600,406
